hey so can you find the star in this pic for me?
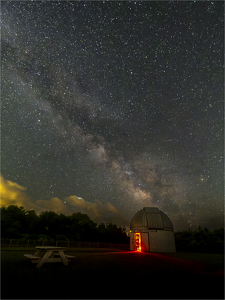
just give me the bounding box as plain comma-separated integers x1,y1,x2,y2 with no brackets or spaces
1,1,224,230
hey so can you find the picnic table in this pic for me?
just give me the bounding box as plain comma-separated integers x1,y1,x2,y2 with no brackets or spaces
24,246,75,268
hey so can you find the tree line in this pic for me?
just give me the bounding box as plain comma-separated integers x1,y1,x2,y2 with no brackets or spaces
1,205,224,253
174,227,224,254
1,205,129,244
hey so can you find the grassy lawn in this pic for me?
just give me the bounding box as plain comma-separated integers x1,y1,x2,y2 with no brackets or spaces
160,251,224,273
1,247,224,299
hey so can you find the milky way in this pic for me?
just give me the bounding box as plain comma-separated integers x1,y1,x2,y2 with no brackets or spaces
1,1,224,230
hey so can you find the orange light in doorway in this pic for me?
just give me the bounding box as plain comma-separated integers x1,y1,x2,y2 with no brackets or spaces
135,232,141,252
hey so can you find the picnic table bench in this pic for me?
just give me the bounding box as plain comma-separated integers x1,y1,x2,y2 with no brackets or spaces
24,254,41,263
24,246,75,268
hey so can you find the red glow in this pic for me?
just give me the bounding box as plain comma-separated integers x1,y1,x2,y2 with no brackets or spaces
135,232,141,252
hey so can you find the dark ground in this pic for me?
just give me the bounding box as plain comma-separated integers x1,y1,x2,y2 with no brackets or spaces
1,247,224,299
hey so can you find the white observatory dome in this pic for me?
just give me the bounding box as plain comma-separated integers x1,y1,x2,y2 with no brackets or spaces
130,207,174,231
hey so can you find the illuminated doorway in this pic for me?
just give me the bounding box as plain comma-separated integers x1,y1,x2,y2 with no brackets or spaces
135,232,141,252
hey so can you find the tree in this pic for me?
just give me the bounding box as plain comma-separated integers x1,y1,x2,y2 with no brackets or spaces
1,204,129,245
69,212,97,241
96,222,129,243
38,211,61,237
25,210,39,235
174,227,224,253
1,205,27,238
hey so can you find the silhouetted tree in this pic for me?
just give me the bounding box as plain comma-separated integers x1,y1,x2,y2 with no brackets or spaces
0,205,130,244
69,212,97,241
25,210,39,235
174,227,224,253
38,211,62,237
1,205,27,238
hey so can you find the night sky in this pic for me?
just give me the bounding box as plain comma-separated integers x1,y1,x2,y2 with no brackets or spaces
1,1,224,231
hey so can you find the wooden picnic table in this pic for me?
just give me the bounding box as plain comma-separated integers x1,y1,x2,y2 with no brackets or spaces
24,246,75,268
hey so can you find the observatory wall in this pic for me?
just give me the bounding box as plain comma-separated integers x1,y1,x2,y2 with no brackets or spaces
148,230,176,253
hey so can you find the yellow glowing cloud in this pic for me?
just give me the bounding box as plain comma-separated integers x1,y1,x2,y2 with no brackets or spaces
0,174,28,207
67,195,120,218
0,174,42,211
0,175,122,223
36,197,70,215
106,202,120,214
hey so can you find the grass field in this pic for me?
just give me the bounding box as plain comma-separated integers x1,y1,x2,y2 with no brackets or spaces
1,247,224,299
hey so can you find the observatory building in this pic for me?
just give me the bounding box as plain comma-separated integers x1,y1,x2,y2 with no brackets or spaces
130,207,176,253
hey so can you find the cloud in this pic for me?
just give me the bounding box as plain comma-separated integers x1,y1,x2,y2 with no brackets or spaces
0,174,43,211
0,174,29,207
0,175,123,224
67,195,120,220
35,195,124,225
35,197,70,215
0,175,69,215
106,202,120,214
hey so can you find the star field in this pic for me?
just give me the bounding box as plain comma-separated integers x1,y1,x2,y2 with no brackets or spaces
1,1,224,230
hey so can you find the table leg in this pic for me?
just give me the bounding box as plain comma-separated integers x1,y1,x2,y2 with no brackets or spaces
34,249,41,256
58,251,68,266
36,250,53,268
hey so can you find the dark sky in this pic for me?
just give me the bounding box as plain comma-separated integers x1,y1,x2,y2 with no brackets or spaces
1,1,224,231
